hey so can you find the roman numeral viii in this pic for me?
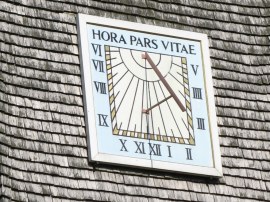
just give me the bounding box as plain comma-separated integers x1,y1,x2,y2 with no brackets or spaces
94,81,107,94
192,87,202,99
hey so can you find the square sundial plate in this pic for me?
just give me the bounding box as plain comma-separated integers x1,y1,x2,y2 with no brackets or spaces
77,14,222,177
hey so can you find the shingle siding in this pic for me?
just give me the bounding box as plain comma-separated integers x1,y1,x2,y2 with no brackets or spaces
1,0,270,201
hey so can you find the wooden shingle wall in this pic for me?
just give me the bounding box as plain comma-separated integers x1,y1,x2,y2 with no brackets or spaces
0,0,270,201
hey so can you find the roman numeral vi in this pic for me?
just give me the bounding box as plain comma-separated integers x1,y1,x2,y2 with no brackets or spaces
92,43,102,56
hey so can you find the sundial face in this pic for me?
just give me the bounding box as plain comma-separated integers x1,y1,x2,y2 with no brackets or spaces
78,14,222,177
106,46,194,145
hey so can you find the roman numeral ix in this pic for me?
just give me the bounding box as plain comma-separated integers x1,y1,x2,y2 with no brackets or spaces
97,114,109,127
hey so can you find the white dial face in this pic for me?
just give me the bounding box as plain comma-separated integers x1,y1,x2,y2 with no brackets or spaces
106,46,194,144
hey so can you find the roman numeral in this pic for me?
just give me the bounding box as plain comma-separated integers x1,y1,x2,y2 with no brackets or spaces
92,43,102,56
92,59,104,72
197,118,205,130
149,143,162,156
97,114,109,127
134,141,146,154
119,139,128,152
192,87,202,99
167,145,172,157
94,81,107,94
191,64,199,75
186,148,192,160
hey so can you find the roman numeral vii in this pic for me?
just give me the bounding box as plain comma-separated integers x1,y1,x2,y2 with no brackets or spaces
92,59,104,72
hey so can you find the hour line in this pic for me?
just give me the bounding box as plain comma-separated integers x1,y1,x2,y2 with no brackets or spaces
112,61,124,69
127,78,140,132
176,71,183,77
152,81,167,137
113,69,128,87
158,81,184,138
116,76,135,113
140,80,145,134
181,118,189,131
168,72,185,88
178,90,186,100
147,81,155,136
172,62,182,68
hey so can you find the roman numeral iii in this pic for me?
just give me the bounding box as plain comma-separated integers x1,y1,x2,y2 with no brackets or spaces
197,118,205,130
